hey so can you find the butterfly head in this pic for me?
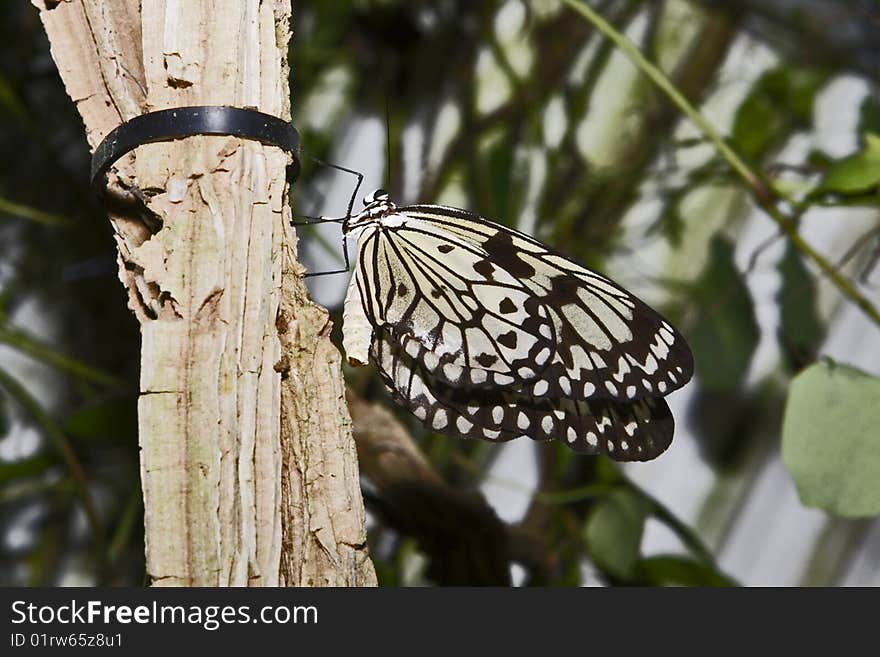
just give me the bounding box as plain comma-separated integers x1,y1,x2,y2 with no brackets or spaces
343,188,398,235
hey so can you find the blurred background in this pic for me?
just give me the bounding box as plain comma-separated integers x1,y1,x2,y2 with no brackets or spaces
1,0,879,586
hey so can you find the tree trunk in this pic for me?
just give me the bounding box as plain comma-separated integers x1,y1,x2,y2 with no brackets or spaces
34,0,375,587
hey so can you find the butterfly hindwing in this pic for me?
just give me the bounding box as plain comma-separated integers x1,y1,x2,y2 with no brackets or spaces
371,327,674,462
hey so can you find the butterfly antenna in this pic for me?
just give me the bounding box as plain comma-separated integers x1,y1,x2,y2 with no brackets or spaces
294,147,363,278
385,94,393,194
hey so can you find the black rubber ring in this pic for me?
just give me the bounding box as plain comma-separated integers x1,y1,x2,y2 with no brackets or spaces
90,106,301,192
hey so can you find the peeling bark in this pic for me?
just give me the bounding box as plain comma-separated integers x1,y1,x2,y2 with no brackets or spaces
33,0,375,587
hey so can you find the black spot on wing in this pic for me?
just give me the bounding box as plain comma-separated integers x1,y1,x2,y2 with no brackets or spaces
481,230,536,279
498,297,517,314
473,259,495,280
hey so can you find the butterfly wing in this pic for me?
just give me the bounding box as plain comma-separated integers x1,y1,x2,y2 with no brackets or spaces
384,205,694,401
371,327,674,461
353,216,558,387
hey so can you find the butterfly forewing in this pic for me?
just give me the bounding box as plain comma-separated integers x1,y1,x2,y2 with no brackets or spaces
390,205,694,400
354,214,558,387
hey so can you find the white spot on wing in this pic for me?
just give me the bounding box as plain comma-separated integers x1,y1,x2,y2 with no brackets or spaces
559,377,571,395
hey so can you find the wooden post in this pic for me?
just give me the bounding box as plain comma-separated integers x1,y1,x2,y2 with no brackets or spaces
33,0,375,587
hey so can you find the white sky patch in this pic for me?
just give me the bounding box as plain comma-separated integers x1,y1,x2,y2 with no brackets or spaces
300,66,352,132
516,145,547,235
494,0,533,78
0,424,40,461
480,441,538,524
427,100,461,172
510,562,527,587
303,116,385,307
813,76,869,157
475,47,512,116
476,0,534,116
575,12,649,167
4,509,37,552
436,175,468,209
654,0,704,73
542,94,567,150
673,34,778,171
401,119,425,204
530,0,562,20
567,32,600,85
494,0,526,41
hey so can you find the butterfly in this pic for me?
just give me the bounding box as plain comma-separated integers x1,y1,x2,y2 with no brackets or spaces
338,189,693,462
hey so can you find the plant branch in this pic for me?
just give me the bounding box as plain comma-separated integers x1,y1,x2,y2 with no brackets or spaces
558,0,880,328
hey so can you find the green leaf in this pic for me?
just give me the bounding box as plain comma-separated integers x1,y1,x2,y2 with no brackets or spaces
776,244,824,371
814,133,880,196
689,236,760,390
584,487,650,580
782,361,880,517
732,67,825,161
858,95,880,136
634,555,737,587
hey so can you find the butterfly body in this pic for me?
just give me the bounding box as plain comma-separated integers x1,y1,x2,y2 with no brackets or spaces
340,190,693,461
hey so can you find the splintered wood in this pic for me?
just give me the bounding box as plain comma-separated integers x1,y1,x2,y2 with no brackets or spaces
33,0,375,586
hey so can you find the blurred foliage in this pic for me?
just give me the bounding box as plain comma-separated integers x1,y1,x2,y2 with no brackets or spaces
813,132,880,198
1,0,879,587
584,488,650,580
782,361,880,518
689,237,760,391
776,244,824,372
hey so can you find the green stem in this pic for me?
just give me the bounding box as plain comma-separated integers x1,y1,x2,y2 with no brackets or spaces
0,322,122,388
633,484,718,567
0,195,71,227
558,0,880,328
108,487,142,567
534,482,609,505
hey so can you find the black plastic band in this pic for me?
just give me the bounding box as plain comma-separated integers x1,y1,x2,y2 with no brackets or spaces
90,106,301,192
